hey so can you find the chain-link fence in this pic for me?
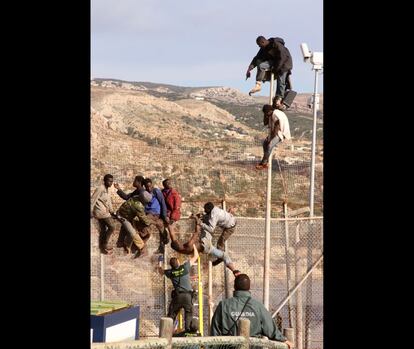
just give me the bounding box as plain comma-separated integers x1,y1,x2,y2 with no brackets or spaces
91,216,323,349
91,85,323,348
91,86,323,218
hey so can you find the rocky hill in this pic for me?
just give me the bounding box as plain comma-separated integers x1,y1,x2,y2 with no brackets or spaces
91,79,323,217
92,78,323,114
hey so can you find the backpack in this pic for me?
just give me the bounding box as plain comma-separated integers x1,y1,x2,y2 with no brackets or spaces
272,37,286,46
119,197,143,219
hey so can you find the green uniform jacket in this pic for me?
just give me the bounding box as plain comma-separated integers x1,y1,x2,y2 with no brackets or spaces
118,196,151,226
211,290,286,342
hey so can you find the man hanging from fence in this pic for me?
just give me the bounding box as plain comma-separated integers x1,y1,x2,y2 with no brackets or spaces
143,178,170,253
169,213,241,277
91,174,116,254
158,244,199,332
200,202,237,267
211,273,293,349
112,190,154,258
246,36,293,107
255,104,291,170
170,214,203,255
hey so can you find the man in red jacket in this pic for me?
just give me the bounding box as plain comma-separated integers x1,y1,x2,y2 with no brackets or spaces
162,179,182,248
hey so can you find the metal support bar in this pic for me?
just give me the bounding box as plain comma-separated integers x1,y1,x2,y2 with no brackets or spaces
271,254,324,318
100,253,104,301
208,260,213,332
309,69,320,217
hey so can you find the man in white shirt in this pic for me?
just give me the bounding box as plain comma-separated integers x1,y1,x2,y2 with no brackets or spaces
200,202,240,274
256,104,291,170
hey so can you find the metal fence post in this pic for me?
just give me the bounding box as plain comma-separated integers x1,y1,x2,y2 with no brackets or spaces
263,73,275,310
237,318,250,349
222,199,230,299
295,224,305,349
284,328,295,345
283,202,293,327
208,260,213,332
159,317,173,349
100,253,104,301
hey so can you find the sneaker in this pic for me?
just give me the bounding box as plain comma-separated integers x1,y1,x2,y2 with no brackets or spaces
255,163,268,170
212,259,224,267
133,249,141,259
161,231,170,245
156,243,165,254
248,82,262,95
100,247,113,255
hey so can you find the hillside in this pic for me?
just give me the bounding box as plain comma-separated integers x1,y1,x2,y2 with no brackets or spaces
91,79,323,217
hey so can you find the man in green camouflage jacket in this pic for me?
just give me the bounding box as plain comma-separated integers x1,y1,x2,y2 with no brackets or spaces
115,190,154,258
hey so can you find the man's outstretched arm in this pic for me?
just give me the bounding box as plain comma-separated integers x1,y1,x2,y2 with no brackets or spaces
189,244,199,265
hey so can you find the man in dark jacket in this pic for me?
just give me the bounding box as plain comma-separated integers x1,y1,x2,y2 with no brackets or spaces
246,36,293,105
114,175,145,200
211,274,293,349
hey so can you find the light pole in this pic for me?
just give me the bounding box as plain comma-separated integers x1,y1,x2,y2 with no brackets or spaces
300,43,323,349
300,44,323,217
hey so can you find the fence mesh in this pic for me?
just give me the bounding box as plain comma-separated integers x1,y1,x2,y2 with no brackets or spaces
91,217,323,349
91,85,323,348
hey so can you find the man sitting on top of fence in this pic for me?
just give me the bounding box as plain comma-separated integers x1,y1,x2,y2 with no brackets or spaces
211,274,293,349
143,178,170,253
162,178,182,248
112,190,154,258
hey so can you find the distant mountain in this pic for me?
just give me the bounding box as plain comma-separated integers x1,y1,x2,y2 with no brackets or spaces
91,78,323,115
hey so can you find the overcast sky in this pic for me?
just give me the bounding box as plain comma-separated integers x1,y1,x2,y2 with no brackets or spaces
91,0,323,95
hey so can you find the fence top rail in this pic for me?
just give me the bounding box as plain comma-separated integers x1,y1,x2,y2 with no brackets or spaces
249,337,289,349
90,336,290,349
91,338,168,349
234,216,323,222
176,216,323,222
172,336,246,345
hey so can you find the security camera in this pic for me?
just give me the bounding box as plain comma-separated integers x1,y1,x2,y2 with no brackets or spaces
300,43,311,61
310,52,323,67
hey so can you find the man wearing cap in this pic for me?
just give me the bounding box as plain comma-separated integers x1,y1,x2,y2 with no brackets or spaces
113,190,154,259
255,104,291,170
158,245,199,332
211,274,293,349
